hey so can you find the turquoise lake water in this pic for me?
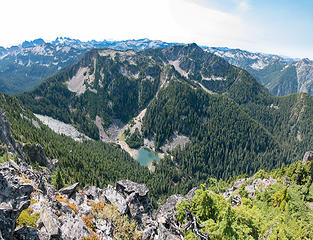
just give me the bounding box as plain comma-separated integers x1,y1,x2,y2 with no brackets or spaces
136,148,160,166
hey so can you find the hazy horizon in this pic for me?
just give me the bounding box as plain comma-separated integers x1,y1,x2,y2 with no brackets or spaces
1,0,313,59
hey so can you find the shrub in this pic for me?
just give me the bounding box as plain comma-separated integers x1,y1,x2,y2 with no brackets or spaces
16,207,40,228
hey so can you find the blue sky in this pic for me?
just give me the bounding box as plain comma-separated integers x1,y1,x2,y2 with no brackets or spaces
1,0,313,59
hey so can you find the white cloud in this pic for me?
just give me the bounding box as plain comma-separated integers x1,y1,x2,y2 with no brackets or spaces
0,0,249,48
235,0,250,12
0,0,310,59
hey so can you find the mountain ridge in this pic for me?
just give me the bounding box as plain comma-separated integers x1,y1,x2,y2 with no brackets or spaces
1,37,313,97
19,44,313,184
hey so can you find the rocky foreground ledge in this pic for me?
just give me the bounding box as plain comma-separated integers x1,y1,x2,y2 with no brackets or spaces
1,151,312,240
0,157,196,240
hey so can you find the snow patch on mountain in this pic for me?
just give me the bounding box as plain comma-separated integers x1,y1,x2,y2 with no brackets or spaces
250,60,269,70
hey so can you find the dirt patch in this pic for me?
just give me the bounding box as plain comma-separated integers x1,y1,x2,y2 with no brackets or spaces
118,140,138,159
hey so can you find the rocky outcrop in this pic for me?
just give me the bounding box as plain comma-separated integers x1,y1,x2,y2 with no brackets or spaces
302,151,313,180
22,144,55,171
0,161,33,239
59,182,79,196
39,207,60,238
0,107,22,156
116,180,152,223
223,177,277,200
245,178,277,198
59,216,91,240
0,155,188,240
302,151,313,165
102,184,128,214
13,226,40,240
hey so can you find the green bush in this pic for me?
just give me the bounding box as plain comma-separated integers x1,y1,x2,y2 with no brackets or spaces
16,207,40,228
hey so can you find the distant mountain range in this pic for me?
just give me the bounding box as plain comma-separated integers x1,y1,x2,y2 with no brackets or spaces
0,37,313,96
0,37,178,95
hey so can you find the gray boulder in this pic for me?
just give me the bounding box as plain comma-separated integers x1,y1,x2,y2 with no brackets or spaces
116,180,152,223
59,182,79,196
39,207,60,238
116,180,149,197
155,194,184,239
13,226,40,240
59,215,91,240
102,185,128,215
0,163,33,239
83,185,102,200
302,151,313,165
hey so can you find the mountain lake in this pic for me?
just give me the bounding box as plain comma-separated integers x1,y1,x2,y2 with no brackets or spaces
136,148,160,166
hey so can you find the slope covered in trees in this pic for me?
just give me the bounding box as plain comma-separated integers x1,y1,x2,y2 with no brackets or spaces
177,157,313,239
0,94,149,189
17,44,313,200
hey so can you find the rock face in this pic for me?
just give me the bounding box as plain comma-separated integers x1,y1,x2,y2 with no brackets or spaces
0,162,33,239
40,207,60,238
59,182,79,196
302,151,313,165
13,226,40,240
102,184,128,214
116,180,152,223
0,107,21,156
22,144,55,171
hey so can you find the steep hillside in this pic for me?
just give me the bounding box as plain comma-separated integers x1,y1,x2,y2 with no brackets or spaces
0,102,312,240
206,47,313,96
0,93,150,189
19,44,313,186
